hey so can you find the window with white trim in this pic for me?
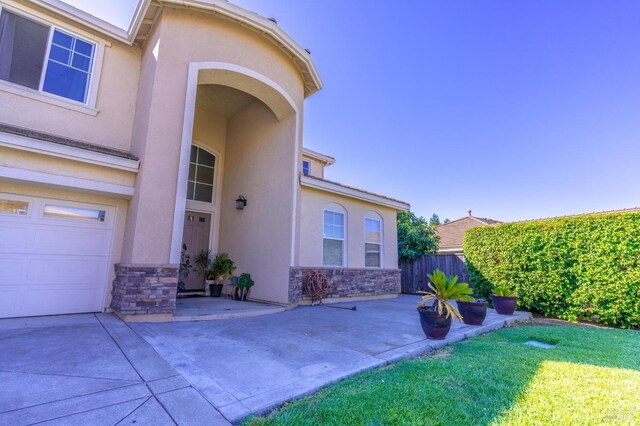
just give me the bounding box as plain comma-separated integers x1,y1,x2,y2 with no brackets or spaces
364,215,382,267
323,208,345,266
0,9,95,103
43,204,105,222
0,198,28,215
302,160,310,176
187,145,216,203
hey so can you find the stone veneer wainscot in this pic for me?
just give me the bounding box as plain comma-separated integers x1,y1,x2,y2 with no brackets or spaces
110,264,178,315
288,267,401,304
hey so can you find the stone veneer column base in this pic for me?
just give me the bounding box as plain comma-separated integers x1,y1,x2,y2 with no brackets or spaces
110,263,179,317
288,267,401,304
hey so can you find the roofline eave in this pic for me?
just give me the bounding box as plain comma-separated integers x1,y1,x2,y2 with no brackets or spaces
32,0,323,96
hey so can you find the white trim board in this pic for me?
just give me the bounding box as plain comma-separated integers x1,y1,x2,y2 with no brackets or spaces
0,166,134,198
300,176,411,211
302,148,335,166
0,131,140,172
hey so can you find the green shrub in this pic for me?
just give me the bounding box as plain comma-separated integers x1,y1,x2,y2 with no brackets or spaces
463,212,640,328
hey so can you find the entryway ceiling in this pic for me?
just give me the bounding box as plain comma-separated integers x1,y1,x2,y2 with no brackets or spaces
196,84,257,118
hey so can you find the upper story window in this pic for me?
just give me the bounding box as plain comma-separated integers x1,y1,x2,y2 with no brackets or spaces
187,145,216,203
302,160,310,176
364,215,382,267
0,9,95,104
323,206,345,266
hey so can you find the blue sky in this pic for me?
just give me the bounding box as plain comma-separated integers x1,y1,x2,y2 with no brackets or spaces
64,0,640,222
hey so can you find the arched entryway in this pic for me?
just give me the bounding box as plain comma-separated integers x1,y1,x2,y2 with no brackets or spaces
171,62,301,303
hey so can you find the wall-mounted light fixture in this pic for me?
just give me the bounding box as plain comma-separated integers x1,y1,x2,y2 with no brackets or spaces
236,195,247,210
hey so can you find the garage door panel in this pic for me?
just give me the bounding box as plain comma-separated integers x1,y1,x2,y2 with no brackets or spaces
33,227,112,256
27,257,108,285
21,287,101,316
0,257,28,285
0,193,115,318
0,290,23,317
0,224,37,252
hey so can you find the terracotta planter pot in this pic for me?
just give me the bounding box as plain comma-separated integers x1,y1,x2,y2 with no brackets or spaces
457,300,488,325
417,307,452,340
491,295,517,315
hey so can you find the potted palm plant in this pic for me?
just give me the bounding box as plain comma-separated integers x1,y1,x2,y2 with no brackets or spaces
417,269,474,339
491,284,518,315
456,298,488,326
194,252,236,297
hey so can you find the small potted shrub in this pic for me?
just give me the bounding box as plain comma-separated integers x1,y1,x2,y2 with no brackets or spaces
233,273,254,301
193,249,212,294
417,269,474,339
205,252,236,297
456,298,488,325
491,284,518,315
178,243,192,292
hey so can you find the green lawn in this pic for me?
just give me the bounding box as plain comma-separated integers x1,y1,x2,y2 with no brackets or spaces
245,325,640,425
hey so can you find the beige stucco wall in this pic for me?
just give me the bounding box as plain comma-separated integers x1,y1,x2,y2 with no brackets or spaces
302,155,326,179
298,187,399,269
0,1,140,152
0,180,129,310
193,107,227,158
218,100,298,304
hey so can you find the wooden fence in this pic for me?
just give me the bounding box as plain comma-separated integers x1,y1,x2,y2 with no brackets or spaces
400,254,470,294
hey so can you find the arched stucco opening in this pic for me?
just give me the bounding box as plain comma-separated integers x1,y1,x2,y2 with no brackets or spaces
171,62,301,304
197,67,296,122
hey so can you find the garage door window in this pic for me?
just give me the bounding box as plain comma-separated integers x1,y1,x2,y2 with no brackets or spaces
0,199,28,215
43,204,105,222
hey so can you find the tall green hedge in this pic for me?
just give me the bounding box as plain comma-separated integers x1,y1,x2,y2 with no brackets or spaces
463,212,640,328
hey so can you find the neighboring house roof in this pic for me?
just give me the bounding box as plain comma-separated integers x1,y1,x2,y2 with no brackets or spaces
513,207,640,223
302,148,336,166
0,123,139,161
32,0,323,96
300,175,410,211
436,213,501,252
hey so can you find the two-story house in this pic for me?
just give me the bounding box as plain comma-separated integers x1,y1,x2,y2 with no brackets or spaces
0,0,409,320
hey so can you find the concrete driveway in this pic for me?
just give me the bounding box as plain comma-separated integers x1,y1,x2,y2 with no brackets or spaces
0,295,530,424
0,314,229,425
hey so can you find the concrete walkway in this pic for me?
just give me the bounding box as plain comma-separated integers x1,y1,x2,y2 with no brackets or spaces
0,295,530,425
173,297,286,321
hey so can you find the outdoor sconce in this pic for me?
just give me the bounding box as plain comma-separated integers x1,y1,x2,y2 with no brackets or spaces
236,195,247,210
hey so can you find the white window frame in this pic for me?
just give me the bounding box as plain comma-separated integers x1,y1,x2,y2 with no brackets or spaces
323,205,346,267
364,213,383,268
302,160,310,176
0,2,107,115
186,143,219,211
0,196,31,218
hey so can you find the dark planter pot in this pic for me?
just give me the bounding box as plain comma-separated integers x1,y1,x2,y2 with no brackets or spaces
417,307,452,340
457,300,488,325
491,295,518,315
209,283,223,297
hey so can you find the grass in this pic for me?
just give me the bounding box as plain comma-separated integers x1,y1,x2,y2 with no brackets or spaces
245,325,640,425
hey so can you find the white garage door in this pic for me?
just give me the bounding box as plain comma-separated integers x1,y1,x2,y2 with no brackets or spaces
0,194,115,318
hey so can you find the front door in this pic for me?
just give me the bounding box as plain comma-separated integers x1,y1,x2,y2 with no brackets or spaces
182,211,211,291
